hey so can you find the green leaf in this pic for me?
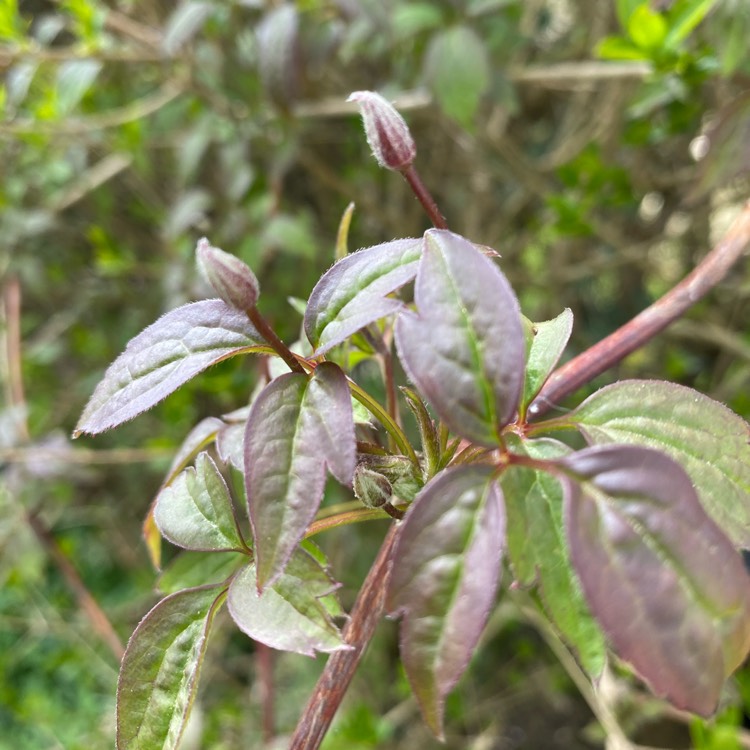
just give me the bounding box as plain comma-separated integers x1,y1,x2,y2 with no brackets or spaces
387,465,505,738
424,25,491,129
520,309,573,417
228,549,349,656
395,230,525,447
664,0,720,50
570,380,750,547
55,60,101,115
562,445,750,715
391,3,444,40
158,550,245,595
75,300,266,436
502,438,606,676
245,362,355,589
117,585,226,750
628,3,668,51
304,238,422,355
617,0,643,28
154,452,246,552
595,35,650,61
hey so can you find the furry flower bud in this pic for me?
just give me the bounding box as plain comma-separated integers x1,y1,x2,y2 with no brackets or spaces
197,239,260,311
348,90,416,171
353,464,393,509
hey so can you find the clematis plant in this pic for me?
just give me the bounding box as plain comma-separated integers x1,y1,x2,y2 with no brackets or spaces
75,91,750,750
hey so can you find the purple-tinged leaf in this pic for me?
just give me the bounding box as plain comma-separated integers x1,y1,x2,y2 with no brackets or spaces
216,421,245,471
245,362,355,590
387,465,505,737
154,453,246,552
570,380,750,547
196,239,259,311
521,309,573,416
395,230,525,447
562,445,750,715
502,437,605,676
116,584,226,750
304,238,422,355
75,300,266,436
228,548,350,656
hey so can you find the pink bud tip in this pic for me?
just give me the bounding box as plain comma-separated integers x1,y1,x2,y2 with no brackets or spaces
348,90,417,171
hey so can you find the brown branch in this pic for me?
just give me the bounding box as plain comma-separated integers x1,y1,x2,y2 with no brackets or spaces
529,201,750,419
2,276,29,442
289,524,399,750
26,510,125,661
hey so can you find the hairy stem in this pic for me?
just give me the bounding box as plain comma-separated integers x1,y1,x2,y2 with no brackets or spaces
289,524,399,750
529,201,750,419
245,306,306,375
401,165,449,229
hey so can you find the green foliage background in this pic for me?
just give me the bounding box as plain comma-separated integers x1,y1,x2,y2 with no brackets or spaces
1,1,749,748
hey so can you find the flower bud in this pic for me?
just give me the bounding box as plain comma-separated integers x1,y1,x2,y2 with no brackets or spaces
196,239,260,311
348,90,417,171
353,464,393,509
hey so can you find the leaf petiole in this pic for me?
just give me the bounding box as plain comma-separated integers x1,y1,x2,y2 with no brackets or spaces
347,378,420,470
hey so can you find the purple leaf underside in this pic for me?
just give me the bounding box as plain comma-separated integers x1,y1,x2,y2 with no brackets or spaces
228,548,349,656
245,362,355,590
304,238,422,355
395,230,525,447
563,445,750,716
75,300,266,436
387,465,505,738
571,379,750,547
116,585,226,750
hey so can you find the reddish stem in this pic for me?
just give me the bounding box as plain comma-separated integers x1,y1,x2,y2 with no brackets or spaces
288,524,399,750
529,201,750,419
402,165,449,229
256,642,275,744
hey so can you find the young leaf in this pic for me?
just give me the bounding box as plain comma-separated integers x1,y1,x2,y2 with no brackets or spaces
116,585,226,750
304,238,422,355
395,230,525,447
75,300,266,436
561,445,750,715
245,362,355,590
387,465,505,738
154,452,246,552
502,437,606,676
570,380,750,547
144,416,224,569
228,548,350,656
520,308,573,416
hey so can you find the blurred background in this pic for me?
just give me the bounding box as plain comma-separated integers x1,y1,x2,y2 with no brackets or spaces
2,1,750,748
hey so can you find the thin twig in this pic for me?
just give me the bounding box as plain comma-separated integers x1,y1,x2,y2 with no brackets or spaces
26,510,125,661
289,524,399,749
2,277,29,442
0,447,173,465
0,82,183,135
529,200,750,419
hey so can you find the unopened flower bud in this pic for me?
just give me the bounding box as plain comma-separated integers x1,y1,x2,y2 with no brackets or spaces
353,464,393,509
197,239,260,311
348,90,416,171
